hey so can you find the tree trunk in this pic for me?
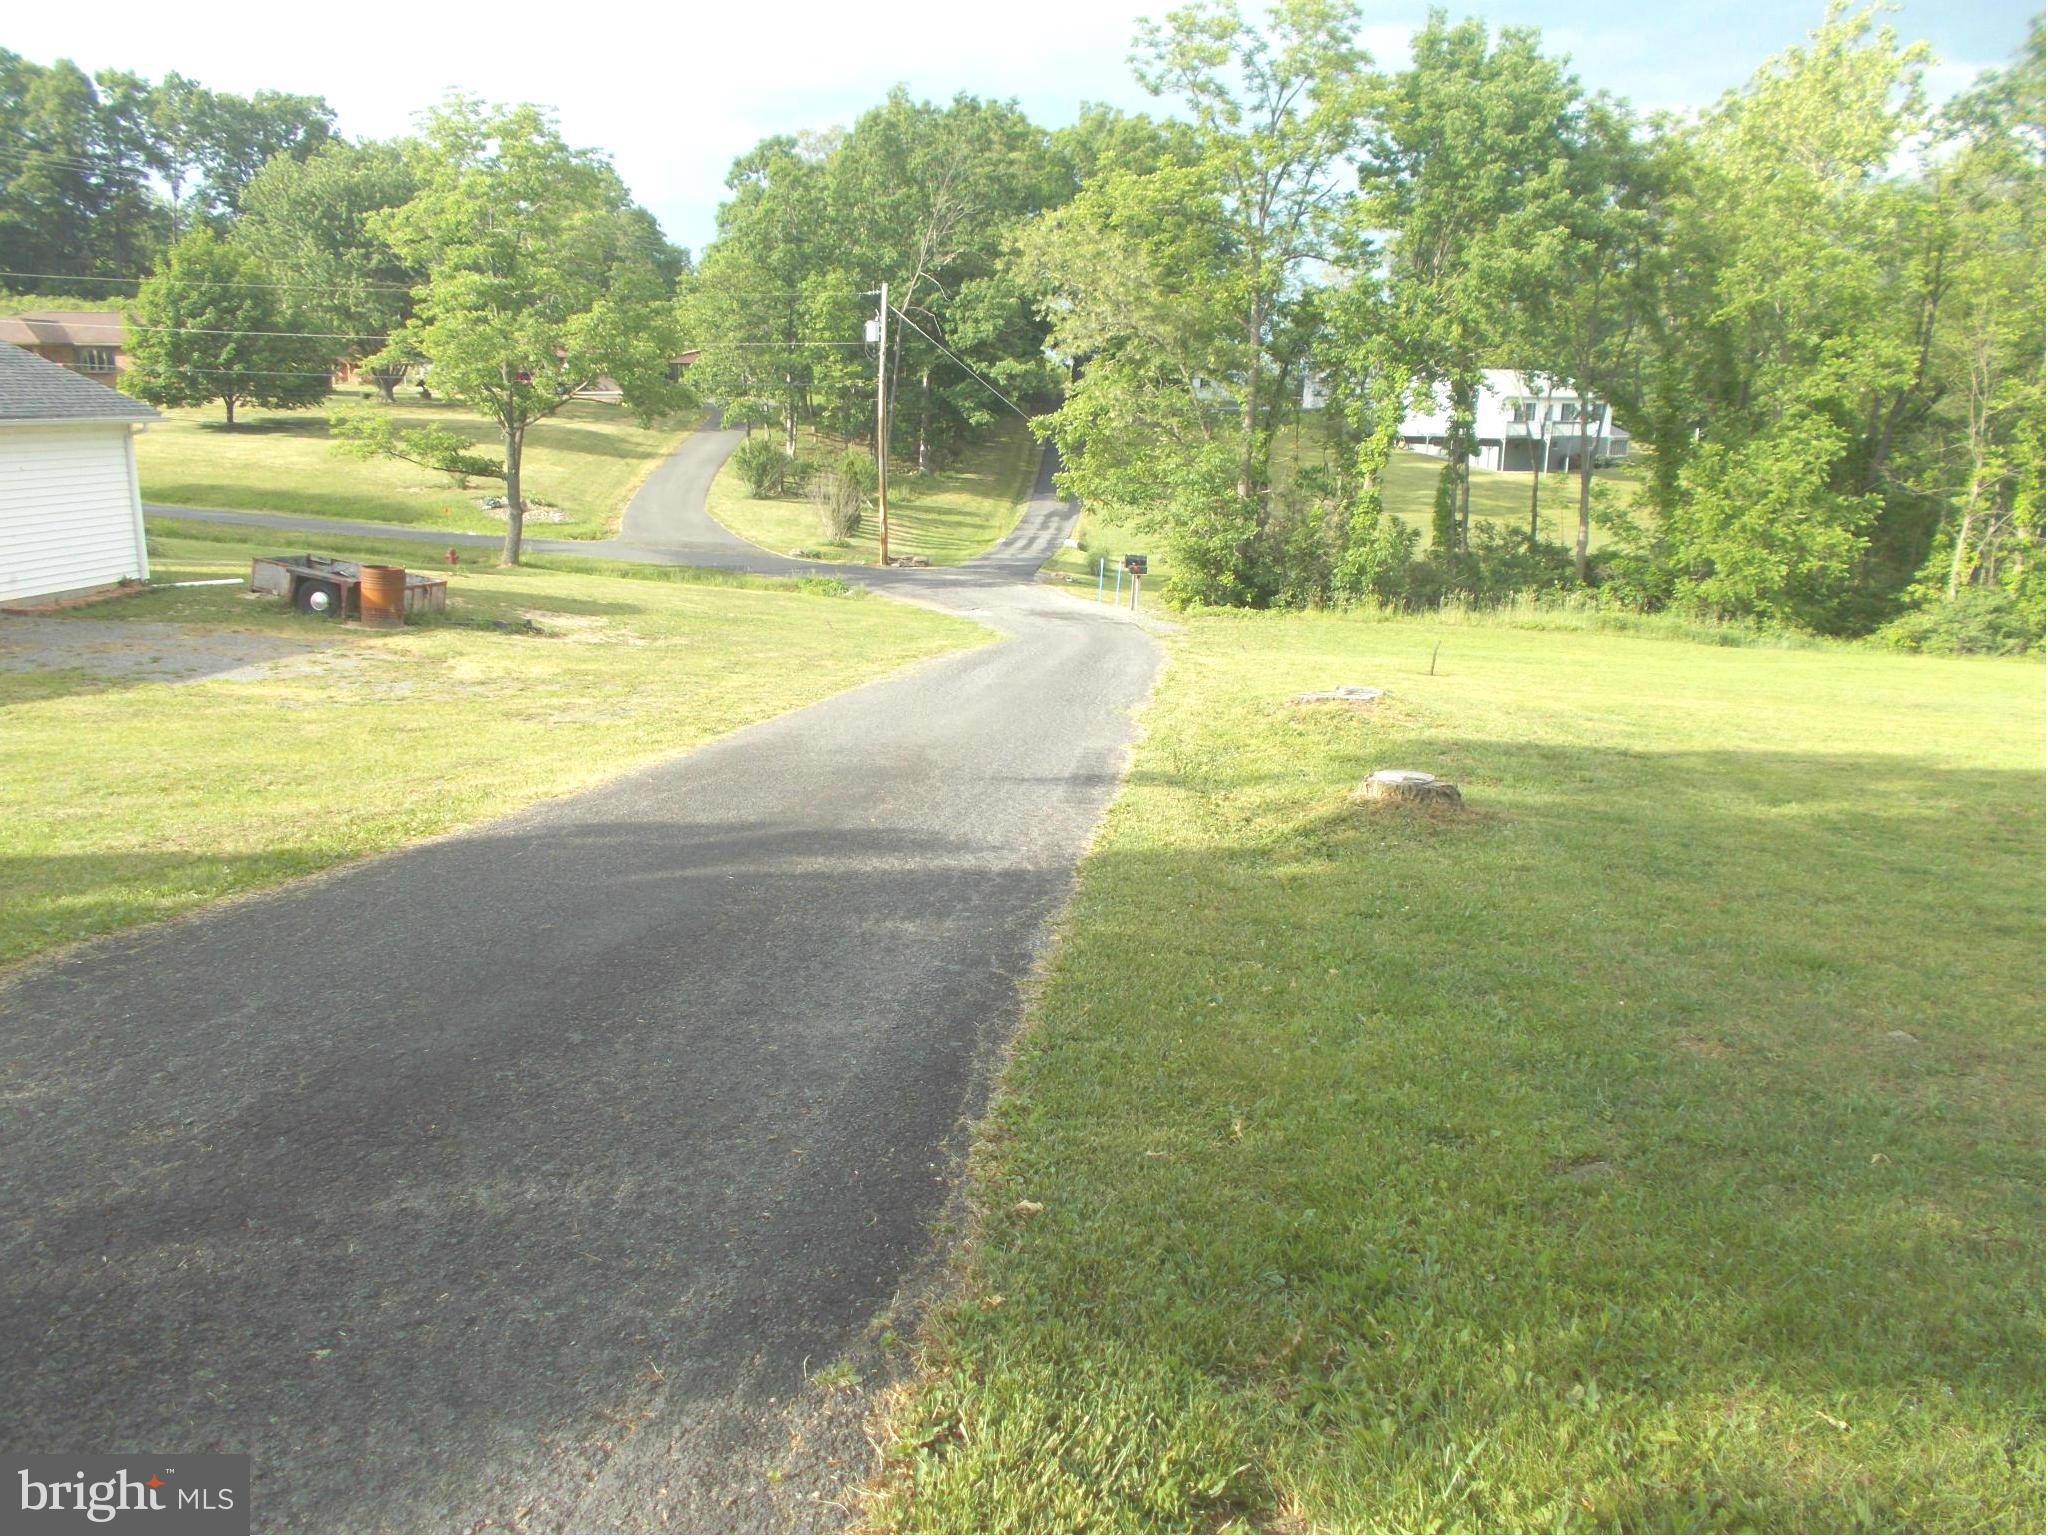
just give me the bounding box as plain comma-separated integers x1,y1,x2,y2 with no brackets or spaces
501,422,526,567
917,369,931,475
1450,376,1475,552
1948,499,1978,598
373,369,400,403
223,395,236,430
1527,419,1544,549
783,375,798,457
1238,291,1265,504
1458,458,1470,550
1574,393,1595,583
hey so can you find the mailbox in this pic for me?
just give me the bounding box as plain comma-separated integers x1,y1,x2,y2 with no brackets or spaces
1122,553,1148,576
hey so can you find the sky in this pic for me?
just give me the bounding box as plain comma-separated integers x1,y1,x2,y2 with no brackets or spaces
8,0,2038,256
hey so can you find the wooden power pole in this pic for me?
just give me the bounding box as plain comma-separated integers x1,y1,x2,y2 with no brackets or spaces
874,282,890,566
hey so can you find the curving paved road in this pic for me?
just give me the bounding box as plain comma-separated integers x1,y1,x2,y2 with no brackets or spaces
10,434,1158,1530
152,413,808,573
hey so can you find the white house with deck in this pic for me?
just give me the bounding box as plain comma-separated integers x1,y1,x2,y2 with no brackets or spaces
1399,370,1629,473
0,341,159,607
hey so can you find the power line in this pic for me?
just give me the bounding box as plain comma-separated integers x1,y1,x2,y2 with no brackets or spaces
4,315,863,349
11,320,387,341
0,268,417,294
117,367,347,377
0,144,134,176
886,304,1032,421
684,338,865,348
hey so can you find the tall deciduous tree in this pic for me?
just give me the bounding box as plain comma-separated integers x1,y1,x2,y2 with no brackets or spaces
238,139,421,398
1613,5,1943,629
1134,0,1371,503
123,227,332,426
0,52,166,284
1363,11,1579,554
1026,3,1369,605
1501,93,1656,580
681,133,841,457
1917,22,2044,617
373,99,688,564
149,72,334,231
1017,149,1251,602
684,94,1064,471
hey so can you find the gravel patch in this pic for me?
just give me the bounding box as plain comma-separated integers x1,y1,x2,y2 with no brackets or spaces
0,616,325,685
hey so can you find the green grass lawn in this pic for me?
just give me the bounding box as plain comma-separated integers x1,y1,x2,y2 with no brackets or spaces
1273,421,1640,549
704,421,1039,565
0,520,982,970
134,392,693,540
871,613,2045,1532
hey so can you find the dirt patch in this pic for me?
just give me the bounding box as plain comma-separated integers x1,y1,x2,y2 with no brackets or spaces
0,616,327,685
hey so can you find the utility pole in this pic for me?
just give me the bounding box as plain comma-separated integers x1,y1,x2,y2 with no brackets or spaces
874,282,890,566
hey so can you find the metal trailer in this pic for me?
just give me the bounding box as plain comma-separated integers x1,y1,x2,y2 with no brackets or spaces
248,555,448,621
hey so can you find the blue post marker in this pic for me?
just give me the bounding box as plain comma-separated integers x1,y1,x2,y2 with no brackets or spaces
1097,556,1106,602
1114,564,1125,605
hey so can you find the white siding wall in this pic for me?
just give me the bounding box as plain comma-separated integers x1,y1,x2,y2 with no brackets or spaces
0,423,149,602
1397,369,1630,468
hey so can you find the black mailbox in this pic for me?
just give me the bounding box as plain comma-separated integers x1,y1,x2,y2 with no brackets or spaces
1122,553,1148,576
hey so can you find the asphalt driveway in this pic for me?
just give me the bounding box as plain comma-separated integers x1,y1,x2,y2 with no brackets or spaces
6,445,1158,1530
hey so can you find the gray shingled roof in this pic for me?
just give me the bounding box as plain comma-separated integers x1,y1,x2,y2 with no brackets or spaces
0,341,158,423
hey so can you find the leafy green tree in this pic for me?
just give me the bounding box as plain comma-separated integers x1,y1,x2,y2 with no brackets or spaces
1025,2,1369,604
1363,11,1581,553
1015,153,1254,603
1501,95,1656,580
0,52,166,285
829,90,1066,466
1616,5,1944,628
681,134,840,457
149,72,334,231
1917,21,2045,621
238,139,421,398
372,98,688,564
327,405,502,486
686,93,1065,472
1134,0,1371,503
123,228,331,426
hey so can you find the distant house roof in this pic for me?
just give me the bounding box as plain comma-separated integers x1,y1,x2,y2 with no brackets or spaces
0,342,157,423
0,310,127,349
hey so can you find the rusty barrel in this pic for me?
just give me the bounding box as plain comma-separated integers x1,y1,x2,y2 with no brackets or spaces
358,564,407,628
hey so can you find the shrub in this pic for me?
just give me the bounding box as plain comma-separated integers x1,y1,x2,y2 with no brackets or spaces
836,448,879,501
732,436,793,498
1874,589,2041,656
809,451,874,540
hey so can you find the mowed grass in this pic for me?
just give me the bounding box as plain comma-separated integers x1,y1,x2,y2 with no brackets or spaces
1275,427,1640,550
704,420,1039,565
134,393,693,539
871,613,2045,1532
0,520,982,969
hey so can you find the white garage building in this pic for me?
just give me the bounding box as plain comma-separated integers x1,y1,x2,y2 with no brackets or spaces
0,341,159,607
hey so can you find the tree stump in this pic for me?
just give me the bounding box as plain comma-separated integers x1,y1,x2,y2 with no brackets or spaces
1353,769,1463,808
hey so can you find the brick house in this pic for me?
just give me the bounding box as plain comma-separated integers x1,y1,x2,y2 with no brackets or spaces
0,311,129,383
